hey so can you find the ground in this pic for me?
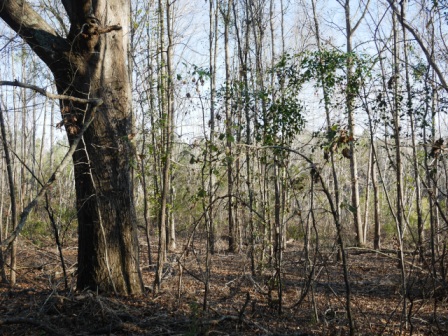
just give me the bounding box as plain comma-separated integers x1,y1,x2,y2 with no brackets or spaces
0,236,447,335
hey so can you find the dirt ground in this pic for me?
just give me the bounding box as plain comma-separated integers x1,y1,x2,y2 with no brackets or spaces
0,237,447,335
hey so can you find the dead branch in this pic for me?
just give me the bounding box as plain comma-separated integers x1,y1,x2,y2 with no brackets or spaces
89,322,123,335
0,80,103,106
345,247,424,270
203,313,270,334
0,105,99,247
0,317,64,336
238,292,251,324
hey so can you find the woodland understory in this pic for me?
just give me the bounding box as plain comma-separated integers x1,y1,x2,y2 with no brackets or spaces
1,0,448,335
0,235,447,336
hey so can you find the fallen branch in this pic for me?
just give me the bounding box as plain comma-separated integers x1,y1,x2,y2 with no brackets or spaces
89,322,123,335
203,314,270,334
244,273,268,295
345,246,417,255
238,292,251,325
344,247,424,271
0,317,64,336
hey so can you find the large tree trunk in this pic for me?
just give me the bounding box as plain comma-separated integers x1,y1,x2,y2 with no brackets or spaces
0,0,143,294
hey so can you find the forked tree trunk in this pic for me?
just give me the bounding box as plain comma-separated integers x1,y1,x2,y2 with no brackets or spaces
0,0,143,294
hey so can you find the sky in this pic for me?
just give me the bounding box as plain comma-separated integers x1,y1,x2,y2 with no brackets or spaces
1,0,447,153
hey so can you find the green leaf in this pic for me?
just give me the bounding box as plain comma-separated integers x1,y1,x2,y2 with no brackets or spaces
197,188,207,198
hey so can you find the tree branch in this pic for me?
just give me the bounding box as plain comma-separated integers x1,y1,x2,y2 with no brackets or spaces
386,0,448,92
0,0,67,67
61,0,94,23
0,105,99,248
352,0,371,34
60,0,75,24
0,317,64,336
0,81,102,106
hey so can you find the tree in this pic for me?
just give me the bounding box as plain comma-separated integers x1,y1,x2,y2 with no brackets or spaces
339,0,369,247
222,0,236,253
0,0,144,294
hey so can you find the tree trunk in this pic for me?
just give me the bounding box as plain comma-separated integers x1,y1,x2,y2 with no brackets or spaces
0,159,7,282
0,106,17,284
391,7,407,329
372,147,381,250
154,0,167,290
401,0,424,258
0,0,144,294
223,0,236,253
344,0,364,247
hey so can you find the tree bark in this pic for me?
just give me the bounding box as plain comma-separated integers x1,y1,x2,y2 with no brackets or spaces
223,0,236,253
0,0,143,294
344,0,364,247
0,106,17,284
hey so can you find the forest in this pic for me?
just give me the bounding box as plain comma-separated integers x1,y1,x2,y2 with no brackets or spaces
0,0,447,335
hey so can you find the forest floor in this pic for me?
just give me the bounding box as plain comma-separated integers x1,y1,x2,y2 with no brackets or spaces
0,236,447,335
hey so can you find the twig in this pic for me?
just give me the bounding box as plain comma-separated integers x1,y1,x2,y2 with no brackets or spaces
205,315,270,334
45,193,69,289
238,292,250,325
0,105,99,247
206,306,270,334
244,273,268,295
385,0,448,92
177,259,204,283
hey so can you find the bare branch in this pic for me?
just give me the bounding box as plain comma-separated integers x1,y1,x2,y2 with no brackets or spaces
0,81,102,106
0,0,66,67
0,104,100,247
386,0,448,92
352,0,371,34
0,317,64,336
